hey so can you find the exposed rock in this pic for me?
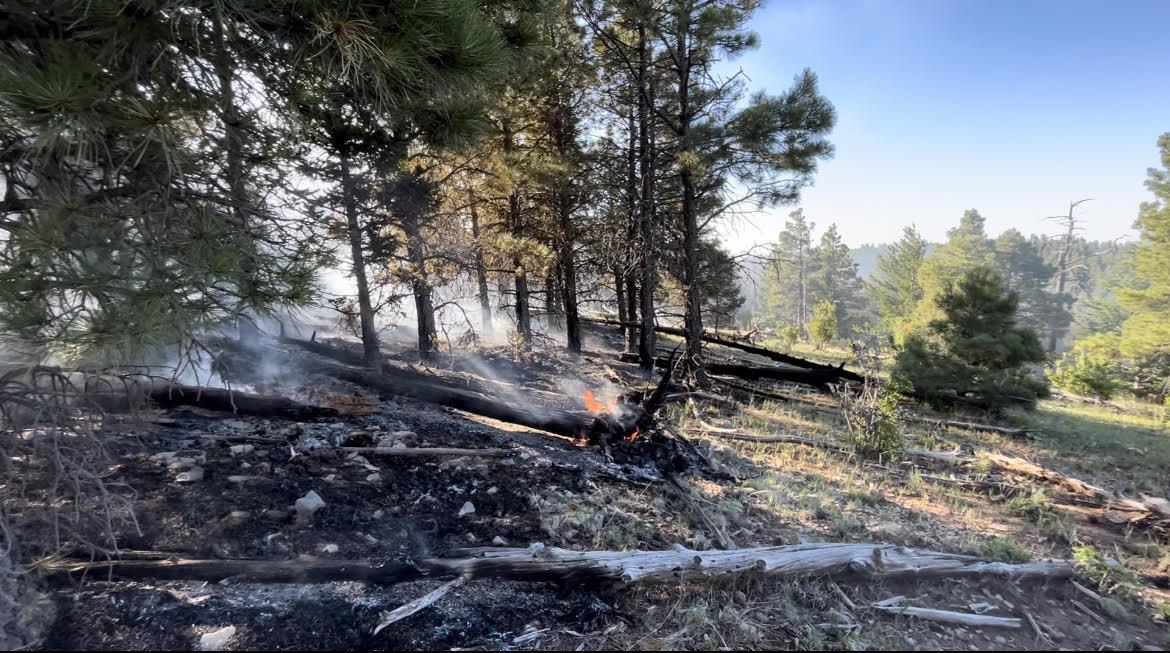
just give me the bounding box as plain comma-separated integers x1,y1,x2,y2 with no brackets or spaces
175,467,204,483
198,626,236,651
492,535,508,546
294,490,326,521
322,544,339,554
229,444,254,456
223,510,250,526
458,501,476,517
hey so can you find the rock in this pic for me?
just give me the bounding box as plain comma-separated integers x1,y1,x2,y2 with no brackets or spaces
294,490,326,520
322,544,339,554
297,436,325,451
492,535,508,546
372,509,385,519
365,473,382,483
458,501,475,517
223,510,250,526
262,508,289,521
363,533,379,544
229,444,254,456
198,626,236,651
176,467,204,483
486,486,498,495
226,475,258,483
466,532,477,542
439,456,469,470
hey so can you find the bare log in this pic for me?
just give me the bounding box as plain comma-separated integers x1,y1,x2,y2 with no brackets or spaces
869,605,1021,629
373,576,468,633
38,542,1075,588
91,381,337,420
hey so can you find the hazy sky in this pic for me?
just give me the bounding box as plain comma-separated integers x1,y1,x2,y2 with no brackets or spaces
715,0,1170,251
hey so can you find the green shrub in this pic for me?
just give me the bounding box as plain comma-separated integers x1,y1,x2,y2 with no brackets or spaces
980,537,1031,563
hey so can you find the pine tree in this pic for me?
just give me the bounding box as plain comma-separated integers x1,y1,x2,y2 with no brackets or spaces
908,209,994,331
993,228,1069,345
765,210,815,335
1116,132,1170,398
869,225,927,340
810,224,866,334
893,266,1048,411
809,299,838,349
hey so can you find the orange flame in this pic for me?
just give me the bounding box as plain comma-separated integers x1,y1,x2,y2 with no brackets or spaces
583,388,617,415
626,427,639,442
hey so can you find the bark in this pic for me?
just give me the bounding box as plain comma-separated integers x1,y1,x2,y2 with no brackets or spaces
39,542,1075,588
210,6,261,348
623,97,640,354
400,206,437,358
623,353,859,390
581,316,862,380
337,144,381,366
468,188,493,335
502,123,532,347
636,24,657,371
90,382,338,420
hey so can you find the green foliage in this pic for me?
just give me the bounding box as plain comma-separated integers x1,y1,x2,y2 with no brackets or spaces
776,325,800,351
810,224,867,333
1114,133,1170,400
1007,490,1075,544
764,210,815,333
869,225,927,340
993,228,1069,343
840,381,904,460
893,266,1048,411
980,537,1032,563
1048,335,1122,399
809,299,838,348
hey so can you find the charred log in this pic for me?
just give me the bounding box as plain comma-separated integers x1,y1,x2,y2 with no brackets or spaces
583,316,862,382
621,352,856,391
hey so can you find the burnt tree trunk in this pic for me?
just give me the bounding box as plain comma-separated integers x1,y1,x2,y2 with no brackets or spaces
401,204,437,358
336,141,381,366
468,188,493,335
502,122,532,348
636,26,657,371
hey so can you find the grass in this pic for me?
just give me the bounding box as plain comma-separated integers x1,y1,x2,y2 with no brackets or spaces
1010,398,1170,491
980,536,1032,563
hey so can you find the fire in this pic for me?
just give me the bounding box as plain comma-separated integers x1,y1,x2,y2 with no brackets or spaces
582,388,617,415
626,427,639,442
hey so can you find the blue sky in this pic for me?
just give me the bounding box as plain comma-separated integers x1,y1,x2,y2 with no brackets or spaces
716,0,1170,250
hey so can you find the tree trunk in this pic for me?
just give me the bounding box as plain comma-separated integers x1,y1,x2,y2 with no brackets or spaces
636,27,657,370
211,7,261,348
401,207,437,358
624,98,640,354
615,266,627,332
560,197,582,354
337,146,381,366
468,188,493,335
502,124,532,347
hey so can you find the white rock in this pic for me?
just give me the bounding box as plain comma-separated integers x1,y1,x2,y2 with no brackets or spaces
372,509,385,519
365,473,382,483
294,490,326,518
229,444,254,456
224,510,250,526
458,501,475,517
486,486,498,495
322,544,339,554
176,466,204,483
199,625,236,651
492,535,508,546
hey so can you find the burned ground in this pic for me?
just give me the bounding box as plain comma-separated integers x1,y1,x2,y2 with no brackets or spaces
3,326,1170,650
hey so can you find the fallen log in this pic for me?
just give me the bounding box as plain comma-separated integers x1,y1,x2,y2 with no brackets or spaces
909,416,1031,438
869,604,1021,629
699,426,1170,528
341,447,512,458
38,542,1076,588
622,353,857,391
582,316,861,381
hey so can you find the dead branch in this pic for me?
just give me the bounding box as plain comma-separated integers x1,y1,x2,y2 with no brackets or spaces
340,447,511,458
